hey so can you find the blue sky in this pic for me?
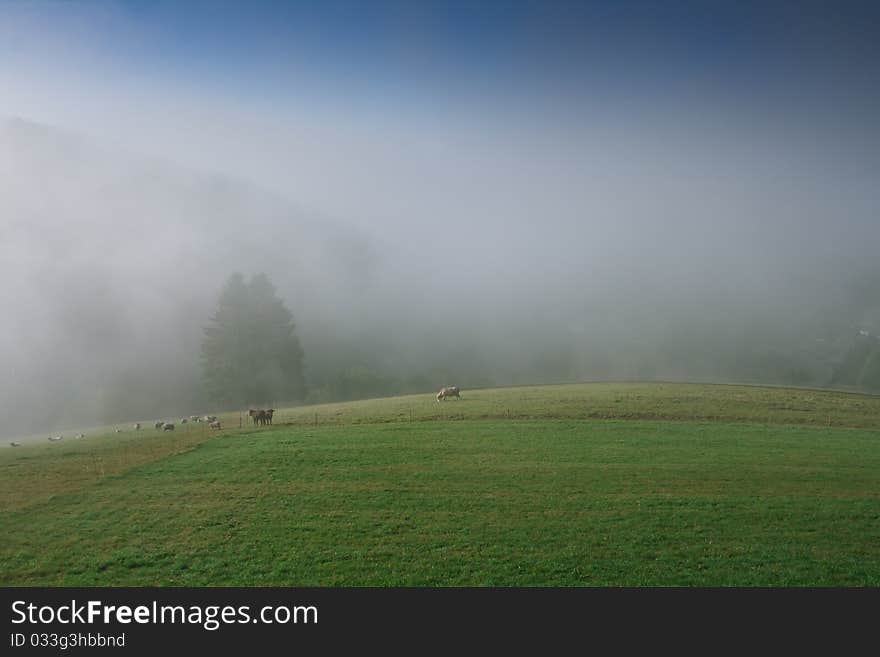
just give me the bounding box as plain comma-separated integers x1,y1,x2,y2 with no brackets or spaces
1,0,878,251
4,0,879,119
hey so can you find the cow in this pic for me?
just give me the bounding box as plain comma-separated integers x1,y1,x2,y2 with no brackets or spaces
209,421,221,430
75,433,85,439
190,415,200,422
134,423,141,431
204,415,217,423
115,429,122,433
10,441,21,447
48,435,62,442
265,409,275,425
436,386,461,401
155,421,164,430
163,423,175,431
180,418,188,424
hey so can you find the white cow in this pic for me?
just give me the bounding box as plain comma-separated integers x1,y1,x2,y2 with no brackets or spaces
436,386,461,401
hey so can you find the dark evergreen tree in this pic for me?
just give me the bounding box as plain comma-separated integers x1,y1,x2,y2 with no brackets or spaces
201,272,305,408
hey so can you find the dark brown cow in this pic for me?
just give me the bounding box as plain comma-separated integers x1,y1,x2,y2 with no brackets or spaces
249,408,274,426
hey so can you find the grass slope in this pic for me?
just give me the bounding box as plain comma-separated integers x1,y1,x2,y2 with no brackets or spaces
279,382,880,428
1,383,879,586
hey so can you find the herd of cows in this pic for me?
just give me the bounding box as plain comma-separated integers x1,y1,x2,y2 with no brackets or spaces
9,386,463,447
153,415,221,432
9,415,223,446
248,408,275,426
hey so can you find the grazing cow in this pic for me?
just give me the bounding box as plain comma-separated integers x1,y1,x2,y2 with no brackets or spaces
180,418,188,424
10,441,21,447
163,423,175,431
190,415,200,422
436,386,461,401
48,435,62,442
75,433,85,439
204,415,217,423
209,421,221,430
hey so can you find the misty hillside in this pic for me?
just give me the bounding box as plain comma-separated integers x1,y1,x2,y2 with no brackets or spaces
2,117,879,439
0,118,392,436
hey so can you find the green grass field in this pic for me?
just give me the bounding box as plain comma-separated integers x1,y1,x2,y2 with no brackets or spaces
2,382,879,586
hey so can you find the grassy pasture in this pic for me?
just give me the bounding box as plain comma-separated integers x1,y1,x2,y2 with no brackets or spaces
1,382,879,586
276,381,880,428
